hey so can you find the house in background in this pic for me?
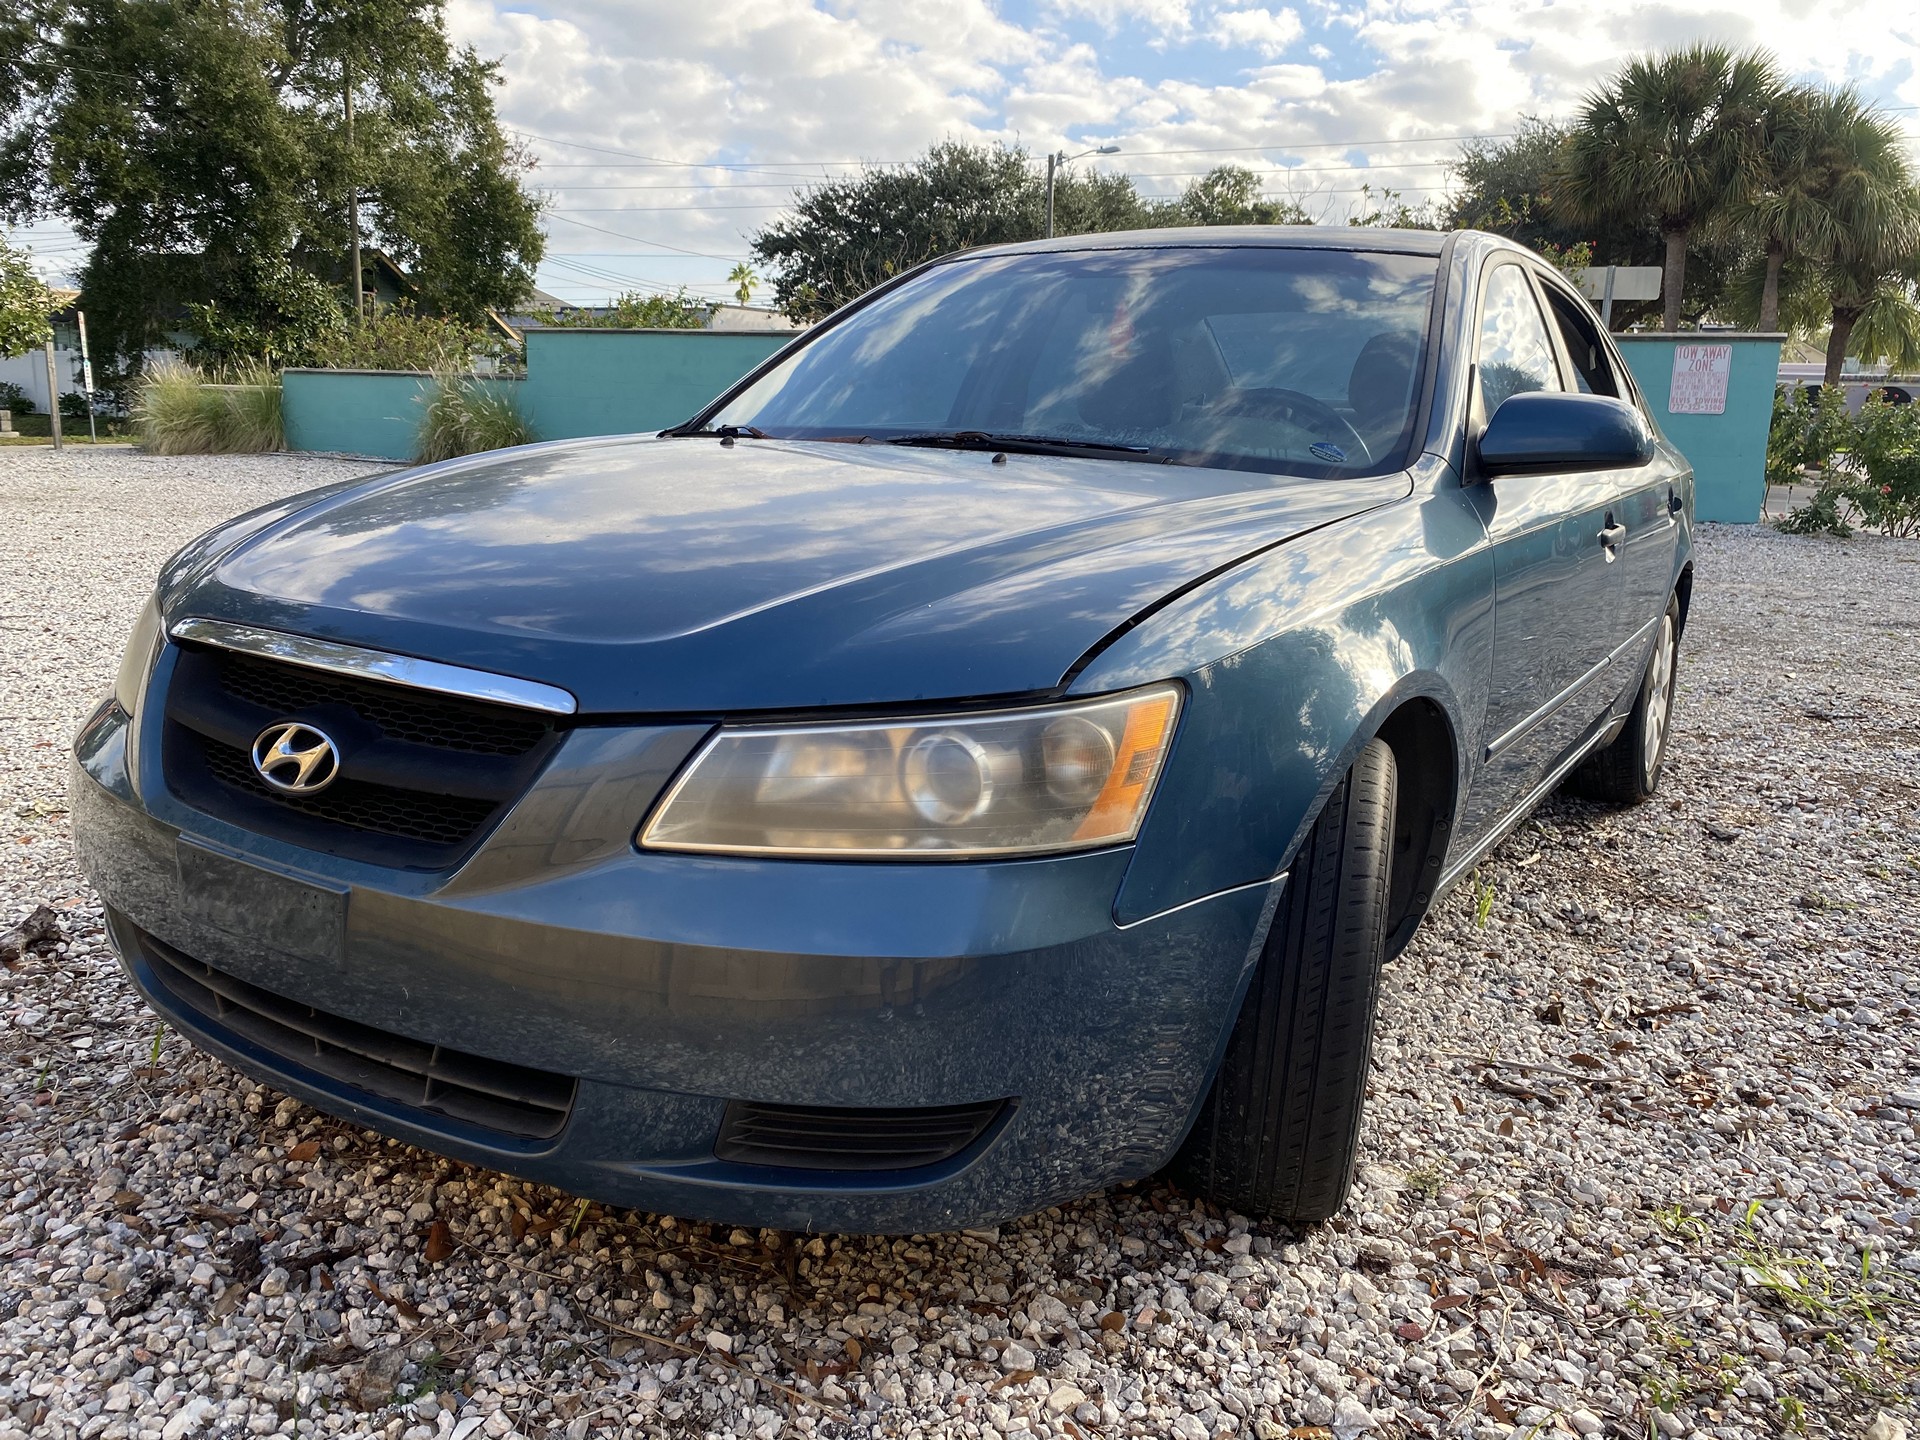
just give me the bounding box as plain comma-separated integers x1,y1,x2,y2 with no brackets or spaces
0,289,87,414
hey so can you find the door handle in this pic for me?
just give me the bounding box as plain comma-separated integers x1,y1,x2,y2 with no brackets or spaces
1599,521,1627,548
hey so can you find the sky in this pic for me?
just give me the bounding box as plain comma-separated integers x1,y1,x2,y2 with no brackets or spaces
13,0,1920,306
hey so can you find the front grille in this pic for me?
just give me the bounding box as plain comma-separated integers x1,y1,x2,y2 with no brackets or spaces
216,653,550,755
714,1098,1007,1171
201,739,498,848
162,644,561,868
136,926,575,1141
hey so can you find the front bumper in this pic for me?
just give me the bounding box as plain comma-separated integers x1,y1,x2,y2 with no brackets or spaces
72,693,1275,1233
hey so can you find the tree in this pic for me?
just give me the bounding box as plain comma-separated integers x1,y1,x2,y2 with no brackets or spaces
1730,86,1915,332
1171,166,1311,226
727,264,758,307
1346,185,1440,230
0,233,57,357
751,142,1043,321
1447,118,1585,252
1820,226,1920,385
0,0,544,368
1558,43,1780,331
752,146,1326,320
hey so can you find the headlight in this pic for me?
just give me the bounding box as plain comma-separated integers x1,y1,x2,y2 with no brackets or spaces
112,597,164,717
641,684,1182,858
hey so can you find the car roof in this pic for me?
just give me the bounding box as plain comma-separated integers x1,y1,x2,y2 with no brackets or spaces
964,225,1457,260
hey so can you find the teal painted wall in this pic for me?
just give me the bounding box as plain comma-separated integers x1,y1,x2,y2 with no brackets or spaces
1614,334,1784,524
281,330,797,459
519,329,796,439
282,370,440,461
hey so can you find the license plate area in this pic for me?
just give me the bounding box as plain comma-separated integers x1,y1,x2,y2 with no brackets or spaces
176,837,348,968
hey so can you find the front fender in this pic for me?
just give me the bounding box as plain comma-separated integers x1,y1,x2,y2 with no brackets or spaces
1073,461,1494,925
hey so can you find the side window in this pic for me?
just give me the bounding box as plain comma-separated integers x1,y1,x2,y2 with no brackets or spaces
1476,265,1562,413
1543,287,1620,398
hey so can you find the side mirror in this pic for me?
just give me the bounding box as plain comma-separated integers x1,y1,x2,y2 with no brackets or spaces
1477,390,1655,476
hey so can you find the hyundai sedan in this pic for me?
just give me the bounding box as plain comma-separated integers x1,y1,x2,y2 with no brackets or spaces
73,228,1690,1233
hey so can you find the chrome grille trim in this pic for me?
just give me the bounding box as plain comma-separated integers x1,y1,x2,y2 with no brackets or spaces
168,618,578,716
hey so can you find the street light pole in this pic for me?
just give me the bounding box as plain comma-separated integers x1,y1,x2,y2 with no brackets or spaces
1044,144,1121,240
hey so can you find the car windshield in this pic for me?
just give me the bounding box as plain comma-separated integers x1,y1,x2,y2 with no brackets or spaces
700,245,1438,478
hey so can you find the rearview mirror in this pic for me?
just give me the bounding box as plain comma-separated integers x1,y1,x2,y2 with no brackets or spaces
1478,390,1654,477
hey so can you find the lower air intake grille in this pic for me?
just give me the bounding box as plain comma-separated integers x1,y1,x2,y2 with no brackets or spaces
137,927,574,1141
714,1098,1006,1171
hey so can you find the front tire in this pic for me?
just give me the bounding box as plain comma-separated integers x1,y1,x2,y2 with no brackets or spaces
1171,738,1397,1226
1569,595,1680,806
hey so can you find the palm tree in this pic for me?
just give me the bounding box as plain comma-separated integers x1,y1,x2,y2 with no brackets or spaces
1558,44,1780,331
1822,240,1920,386
1732,86,1915,333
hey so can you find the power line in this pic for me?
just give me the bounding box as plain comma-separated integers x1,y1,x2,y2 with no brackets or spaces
545,213,751,261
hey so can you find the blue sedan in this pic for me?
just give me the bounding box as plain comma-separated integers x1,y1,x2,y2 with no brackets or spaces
72,228,1690,1233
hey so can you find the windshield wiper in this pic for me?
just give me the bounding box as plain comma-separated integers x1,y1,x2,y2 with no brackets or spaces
885,430,1162,459
674,423,767,439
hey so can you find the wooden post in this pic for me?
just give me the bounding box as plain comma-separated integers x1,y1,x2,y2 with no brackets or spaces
346,62,363,323
43,338,62,450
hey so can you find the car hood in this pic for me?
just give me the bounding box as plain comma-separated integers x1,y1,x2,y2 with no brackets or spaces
165,436,1404,713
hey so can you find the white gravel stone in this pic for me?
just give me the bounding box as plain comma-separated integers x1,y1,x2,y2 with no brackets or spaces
3,451,1918,1439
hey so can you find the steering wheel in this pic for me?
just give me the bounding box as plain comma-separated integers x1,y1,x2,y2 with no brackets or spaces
1206,387,1373,466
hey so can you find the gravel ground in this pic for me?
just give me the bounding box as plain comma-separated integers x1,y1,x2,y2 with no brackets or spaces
3,448,1917,1440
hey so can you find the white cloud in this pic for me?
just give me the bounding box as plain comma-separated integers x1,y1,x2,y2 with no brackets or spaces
1209,6,1306,58
427,0,1920,302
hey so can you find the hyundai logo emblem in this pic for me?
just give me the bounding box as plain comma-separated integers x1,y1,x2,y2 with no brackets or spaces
251,722,342,794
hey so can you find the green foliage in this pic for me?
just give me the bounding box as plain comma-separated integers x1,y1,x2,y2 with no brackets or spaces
0,380,34,414
1346,185,1440,230
727,264,758,307
1557,44,1781,330
1446,118,1587,251
751,142,1049,321
1845,398,1920,537
1533,239,1594,280
0,232,57,357
1767,384,1851,481
58,389,91,419
1774,393,1920,537
184,254,347,367
133,359,283,454
415,372,529,463
750,142,1329,320
1,0,544,368
530,289,715,331
1173,166,1311,226
306,302,501,370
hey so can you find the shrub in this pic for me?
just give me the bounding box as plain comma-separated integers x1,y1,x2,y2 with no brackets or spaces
528,288,715,331
309,304,509,373
1775,482,1853,537
415,374,531,463
1766,384,1850,483
1844,397,1920,537
133,359,284,454
0,380,35,415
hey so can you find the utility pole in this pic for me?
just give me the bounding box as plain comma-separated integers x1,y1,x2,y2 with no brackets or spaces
345,61,363,324
1045,152,1057,240
43,337,62,451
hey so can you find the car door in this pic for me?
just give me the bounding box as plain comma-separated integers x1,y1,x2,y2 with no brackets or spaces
1458,260,1629,842
1537,277,1683,650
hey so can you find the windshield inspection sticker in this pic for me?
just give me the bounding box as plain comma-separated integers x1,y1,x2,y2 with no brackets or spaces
1310,442,1347,463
